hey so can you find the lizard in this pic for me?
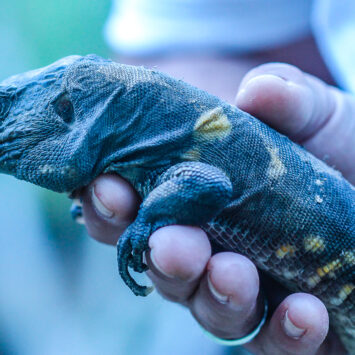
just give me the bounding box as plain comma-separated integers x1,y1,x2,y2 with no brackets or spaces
0,54,354,352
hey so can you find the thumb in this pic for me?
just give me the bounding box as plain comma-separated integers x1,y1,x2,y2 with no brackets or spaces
235,63,355,184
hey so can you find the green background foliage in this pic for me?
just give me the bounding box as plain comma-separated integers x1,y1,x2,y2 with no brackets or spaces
0,0,111,78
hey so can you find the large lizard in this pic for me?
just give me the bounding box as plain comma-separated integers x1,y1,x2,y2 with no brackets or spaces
0,55,354,352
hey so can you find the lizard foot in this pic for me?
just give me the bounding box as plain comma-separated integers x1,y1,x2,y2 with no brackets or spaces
117,224,153,296
70,201,84,224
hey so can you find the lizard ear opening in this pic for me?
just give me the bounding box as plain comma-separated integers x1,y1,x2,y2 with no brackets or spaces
0,90,13,120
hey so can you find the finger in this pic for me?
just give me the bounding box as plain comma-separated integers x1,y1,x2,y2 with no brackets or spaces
235,63,355,183
245,293,340,355
80,174,141,245
188,252,263,340
146,225,211,303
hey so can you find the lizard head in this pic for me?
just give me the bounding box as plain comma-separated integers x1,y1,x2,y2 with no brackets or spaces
0,54,119,193
0,54,198,193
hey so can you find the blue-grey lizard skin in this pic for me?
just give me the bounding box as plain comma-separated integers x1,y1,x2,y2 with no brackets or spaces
0,55,354,352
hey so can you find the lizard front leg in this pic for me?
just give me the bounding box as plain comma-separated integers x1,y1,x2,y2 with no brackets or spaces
117,162,233,296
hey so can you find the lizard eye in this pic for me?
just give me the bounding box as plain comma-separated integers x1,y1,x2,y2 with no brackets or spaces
0,91,12,120
53,93,74,123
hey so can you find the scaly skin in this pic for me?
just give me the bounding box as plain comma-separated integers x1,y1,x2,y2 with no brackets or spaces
0,55,354,352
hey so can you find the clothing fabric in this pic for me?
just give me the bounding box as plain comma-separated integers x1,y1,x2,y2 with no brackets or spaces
104,0,355,94
105,0,312,54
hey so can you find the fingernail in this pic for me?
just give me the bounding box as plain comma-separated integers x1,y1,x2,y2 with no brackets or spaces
149,249,174,278
91,185,114,218
236,74,287,104
207,274,228,304
282,310,306,339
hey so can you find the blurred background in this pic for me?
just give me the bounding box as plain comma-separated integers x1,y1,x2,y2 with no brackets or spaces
0,0,354,354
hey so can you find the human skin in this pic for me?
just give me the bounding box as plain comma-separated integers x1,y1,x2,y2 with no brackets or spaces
79,37,354,354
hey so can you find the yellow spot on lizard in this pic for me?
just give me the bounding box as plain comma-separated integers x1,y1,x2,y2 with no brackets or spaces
39,165,76,178
266,147,286,180
39,165,55,174
61,166,77,178
276,244,297,259
307,275,321,288
304,235,325,253
330,284,355,306
315,195,323,203
343,250,355,266
307,258,343,288
182,148,201,161
316,259,342,278
282,269,298,279
194,107,231,139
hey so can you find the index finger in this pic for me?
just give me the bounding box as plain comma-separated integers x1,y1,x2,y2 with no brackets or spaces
80,174,141,245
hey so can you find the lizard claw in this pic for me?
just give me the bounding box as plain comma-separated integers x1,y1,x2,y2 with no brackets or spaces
117,227,152,296
131,235,149,273
128,252,149,273
128,256,149,273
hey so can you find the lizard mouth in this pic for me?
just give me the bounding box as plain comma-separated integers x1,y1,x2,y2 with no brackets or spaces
0,130,26,172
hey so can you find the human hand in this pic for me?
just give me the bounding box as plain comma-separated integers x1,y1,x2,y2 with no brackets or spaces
79,63,354,354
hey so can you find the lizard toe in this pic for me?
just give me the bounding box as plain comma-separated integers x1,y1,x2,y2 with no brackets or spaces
117,226,152,296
